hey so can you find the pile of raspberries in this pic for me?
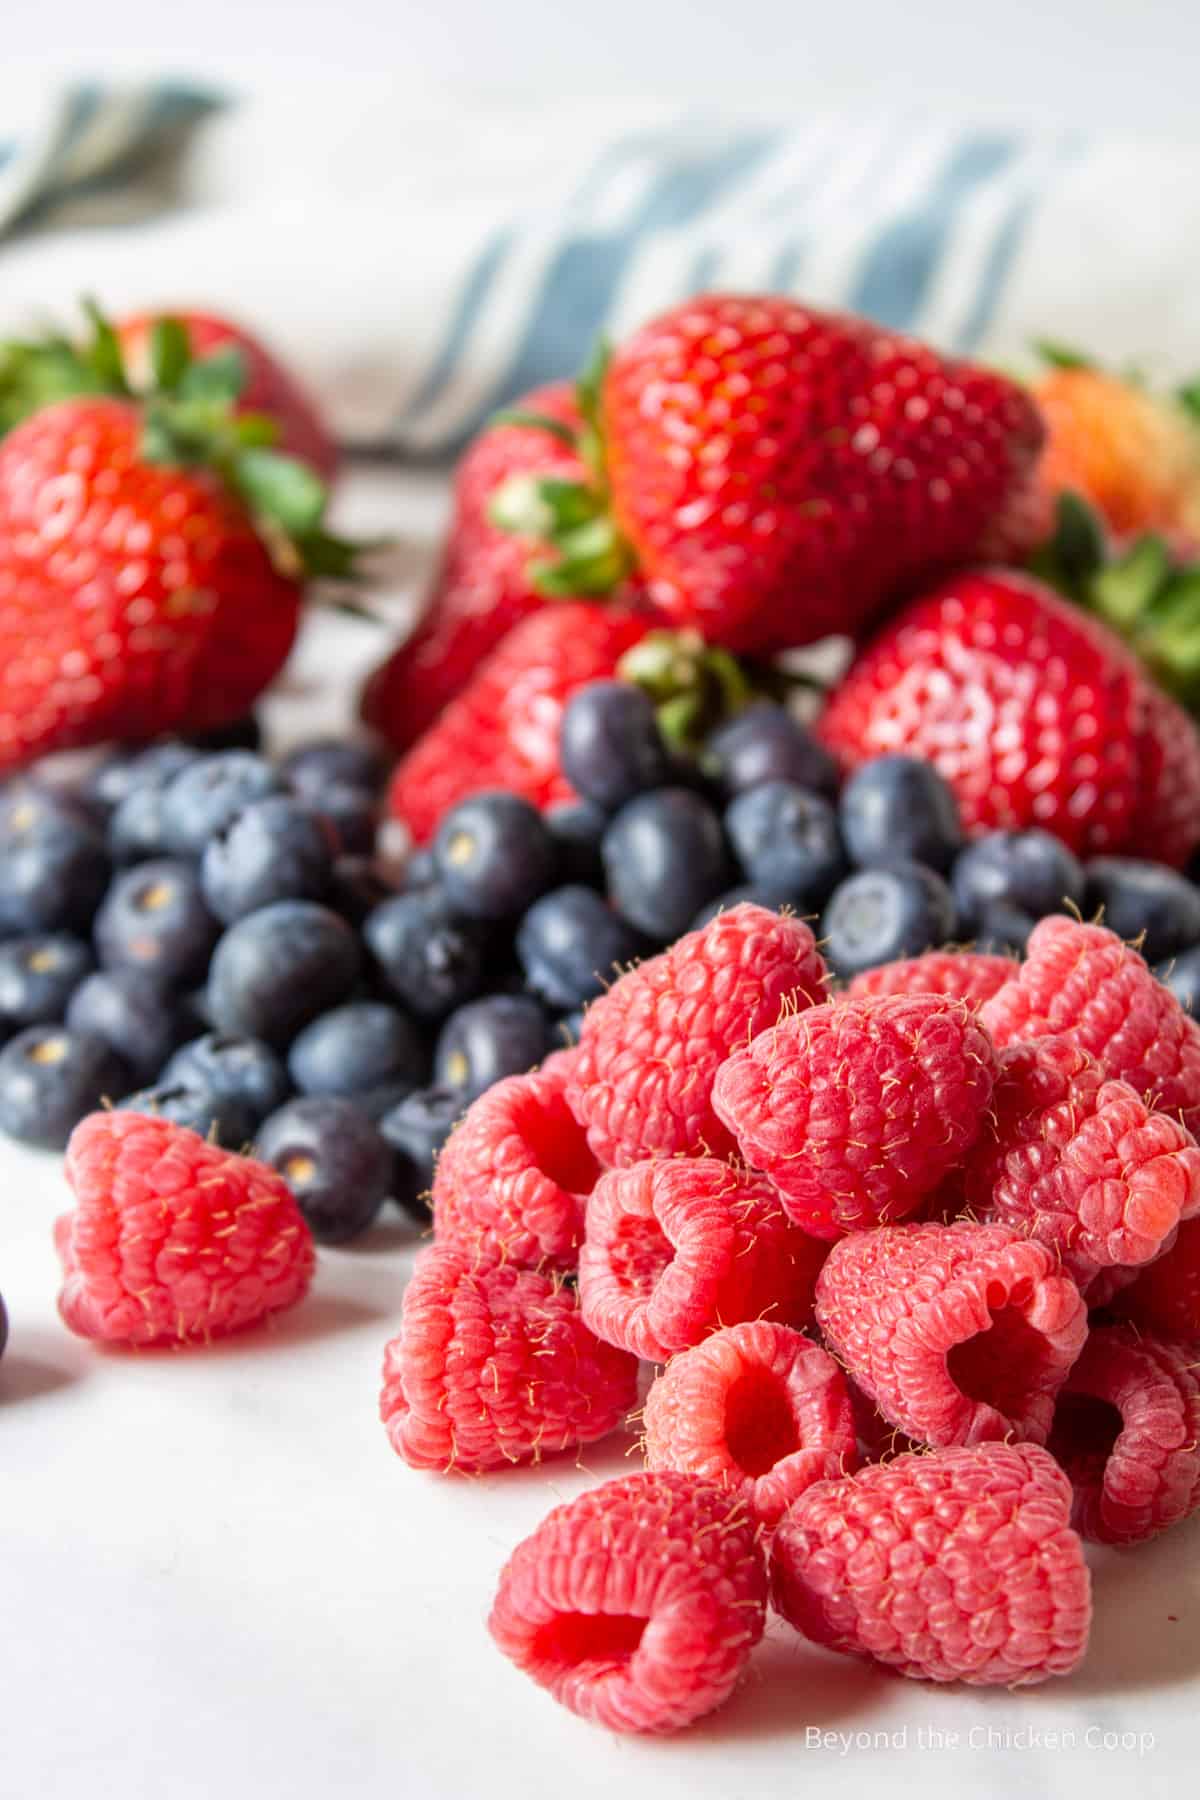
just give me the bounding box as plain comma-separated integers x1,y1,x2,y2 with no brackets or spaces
52,903,1200,1735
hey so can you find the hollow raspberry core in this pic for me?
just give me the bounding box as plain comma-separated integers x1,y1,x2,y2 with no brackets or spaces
725,1368,801,1478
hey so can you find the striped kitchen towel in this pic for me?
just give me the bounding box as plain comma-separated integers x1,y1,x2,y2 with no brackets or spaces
3,87,1197,458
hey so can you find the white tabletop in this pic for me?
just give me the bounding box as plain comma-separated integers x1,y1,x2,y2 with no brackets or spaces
6,464,1200,1800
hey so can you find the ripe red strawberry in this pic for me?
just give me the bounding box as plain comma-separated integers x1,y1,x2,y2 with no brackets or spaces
384,602,650,843
818,569,1200,866
596,295,1044,652
363,384,604,752
117,309,338,483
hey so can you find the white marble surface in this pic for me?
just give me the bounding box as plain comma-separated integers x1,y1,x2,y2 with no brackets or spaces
5,463,1200,1799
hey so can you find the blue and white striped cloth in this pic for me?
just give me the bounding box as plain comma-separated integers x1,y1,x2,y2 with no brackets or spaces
2,86,1195,459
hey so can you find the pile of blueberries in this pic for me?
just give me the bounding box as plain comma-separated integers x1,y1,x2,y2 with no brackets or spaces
3,683,1200,1246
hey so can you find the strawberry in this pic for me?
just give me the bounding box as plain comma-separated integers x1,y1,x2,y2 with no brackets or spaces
817,569,1200,867
0,322,356,769
362,384,601,752
493,295,1045,655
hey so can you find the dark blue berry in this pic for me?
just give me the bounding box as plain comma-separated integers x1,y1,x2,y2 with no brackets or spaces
952,829,1086,930
821,863,958,976
66,968,184,1086
160,752,282,858
118,1081,256,1148
161,1032,290,1127
207,901,361,1046
705,704,839,799
379,1085,464,1220
94,860,218,987
200,796,334,924
973,902,1037,957
434,994,552,1101
401,848,438,892
1084,858,1200,964
280,738,387,799
0,785,110,934
839,755,964,872
89,742,199,824
689,884,806,931
516,886,646,1010
545,801,608,887
557,1009,587,1044
724,780,845,907
255,1096,392,1243
328,857,397,926
184,712,263,753
0,1026,127,1148
1158,946,1200,1015
602,788,731,940
287,1001,426,1099
433,790,558,919
559,681,673,811
0,936,94,1032
364,890,486,1019
315,783,378,857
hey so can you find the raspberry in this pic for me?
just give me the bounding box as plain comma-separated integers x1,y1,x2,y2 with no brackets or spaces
56,1111,314,1347
1046,1323,1200,1543
579,1157,827,1362
712,993,996,1239
642,1321,857,1527
379,1244,637,1472
848,950,1015,1009
1111,1216,1200,1337
488,1470,767,1733
815,1221,1088,1446
566,903,827,1168
980,916,1200,1133
431,1058,599,1272
962,1038,1200,1284
770,1443,1091,1686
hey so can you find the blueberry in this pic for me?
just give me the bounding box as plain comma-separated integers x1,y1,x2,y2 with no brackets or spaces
705,703,839,799
545,801,608,887
1158,946,1200,1015
354,1080,418,1123
328,857,397,926
288,1001,426,1099
108,777,178,864
602,788,731,940
118,1080,256,1148
160,752,282,858
315,783,378,857
974,902,1037,957
952,830,1086,930
433,791,558,919
724,780,845,907
161,1033,290,1127
0,936,94,1031
364,890,486,1019
840,755,964,872
401,848,438,892
256,1096,392,1243
516,886,646,1010
690,883,807,930
66,968,184,1086
1084,858,1200,964
821,863,957,976
559,681,673,811
207,901,362,1047
89,742,198,824
557,1009,587,1045
200,796,334,924
183,712,263,754
380,1085,465,1220
280,738,387,799
0,785,110,934
94,859,217,987
0,1026,127,1148
434,995,552,1101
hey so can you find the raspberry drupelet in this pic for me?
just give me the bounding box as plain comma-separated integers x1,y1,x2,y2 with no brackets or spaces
848,949,1016,1009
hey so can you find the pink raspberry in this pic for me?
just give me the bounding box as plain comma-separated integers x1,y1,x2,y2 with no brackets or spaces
712,993,996,1238
849,950,1015,1009
56,1111,314,1347
770,1443,1091,1686
566,903,827,1167
642,1321,857,1528
980,916,1200,1133
1111,1216,1200,1337
579,1157,827,1361
489,1470,767,1733
815,1221,1088,1446
431,1059,600,1272
379,1244,637,1473
1046,1323,1200,1544
962,1038,1200,1284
